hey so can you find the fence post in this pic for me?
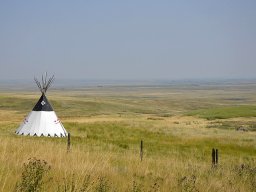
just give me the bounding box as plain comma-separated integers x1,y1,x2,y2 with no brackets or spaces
67,133,71,152
216,149,218,165
140,140,143,161
212,148,215,166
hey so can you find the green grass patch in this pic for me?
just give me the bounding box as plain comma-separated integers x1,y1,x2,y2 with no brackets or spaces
0,96,34,112
63,121,256,158
187,105,256,120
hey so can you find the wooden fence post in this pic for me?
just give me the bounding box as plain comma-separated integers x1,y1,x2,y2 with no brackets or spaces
67,133,71,152
212,148,219,167
140,140,143,161
216,149,218,165
212,148,216,166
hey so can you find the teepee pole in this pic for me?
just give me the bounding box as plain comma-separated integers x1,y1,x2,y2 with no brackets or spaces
34,74,55,94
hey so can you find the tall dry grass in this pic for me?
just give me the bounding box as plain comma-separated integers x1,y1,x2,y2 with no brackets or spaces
0,128,255,191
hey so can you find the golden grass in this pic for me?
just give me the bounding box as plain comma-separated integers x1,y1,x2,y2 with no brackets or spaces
0,133,255,191
1,115,255,191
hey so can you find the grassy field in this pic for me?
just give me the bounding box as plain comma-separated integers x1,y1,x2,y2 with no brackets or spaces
0,82,256,191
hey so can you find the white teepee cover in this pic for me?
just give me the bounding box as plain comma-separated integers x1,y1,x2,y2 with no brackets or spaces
16,111,67,137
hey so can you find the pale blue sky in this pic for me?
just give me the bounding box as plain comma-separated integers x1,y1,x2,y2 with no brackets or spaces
0,0,255,80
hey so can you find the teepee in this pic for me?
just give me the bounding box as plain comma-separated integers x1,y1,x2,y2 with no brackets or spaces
16,73,67,137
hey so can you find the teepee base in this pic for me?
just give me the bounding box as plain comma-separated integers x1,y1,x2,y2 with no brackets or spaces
16,111,67,137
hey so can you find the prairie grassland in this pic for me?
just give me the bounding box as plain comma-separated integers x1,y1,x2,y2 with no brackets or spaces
0,83,256,191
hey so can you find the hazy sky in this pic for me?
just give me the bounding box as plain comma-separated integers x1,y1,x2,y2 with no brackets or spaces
0,0,255,80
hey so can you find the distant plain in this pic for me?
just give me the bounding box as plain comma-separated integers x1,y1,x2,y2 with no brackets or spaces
0,80,255,191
